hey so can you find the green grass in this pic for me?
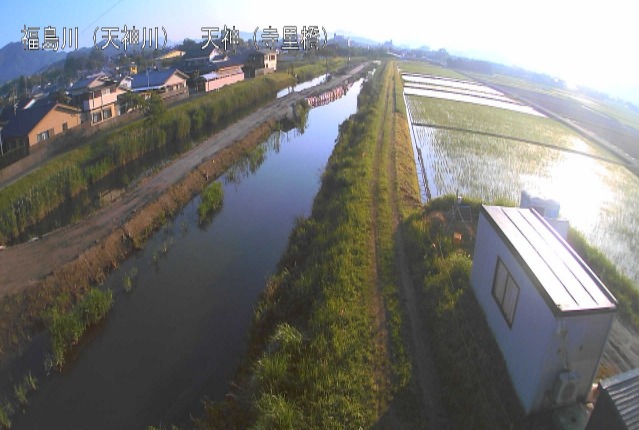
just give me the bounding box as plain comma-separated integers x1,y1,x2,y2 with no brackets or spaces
197,181,224,222
46,287,113,370
398,61,468,80
0,371,39,428
567,228,639,330
405,95,614,159
196,61,410,429
122,266,137,293
280,57,352,83
402,196,524,428
0,401,11,429
469,72,639,132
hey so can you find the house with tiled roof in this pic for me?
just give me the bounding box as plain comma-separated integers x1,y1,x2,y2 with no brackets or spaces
0,102,80,156
69,75,126,125
182,44,225,73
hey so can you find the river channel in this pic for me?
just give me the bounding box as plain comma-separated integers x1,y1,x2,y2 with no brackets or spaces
12,78,364,429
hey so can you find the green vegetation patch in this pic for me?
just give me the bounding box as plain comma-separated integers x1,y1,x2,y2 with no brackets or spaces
405,94,613,160
567,229,639,330
45,287,113,370
398,61,468,80
402,195,524,428
196,62,406,429
197,181,224,222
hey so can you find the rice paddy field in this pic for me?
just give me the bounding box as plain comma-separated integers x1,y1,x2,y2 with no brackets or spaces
401,61,639,287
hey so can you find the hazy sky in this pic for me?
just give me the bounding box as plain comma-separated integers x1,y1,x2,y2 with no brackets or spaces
3,0,637,102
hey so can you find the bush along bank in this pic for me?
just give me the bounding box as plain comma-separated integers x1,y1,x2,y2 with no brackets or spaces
195,62,417,429
401,195,525,429
566,229,639,331
197,181,224,224
0,73,294,245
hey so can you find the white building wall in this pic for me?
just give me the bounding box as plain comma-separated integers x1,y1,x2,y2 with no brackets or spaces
559,313,614,400
471,213,558,413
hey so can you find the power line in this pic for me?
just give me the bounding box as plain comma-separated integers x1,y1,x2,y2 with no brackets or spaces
81,0,127,35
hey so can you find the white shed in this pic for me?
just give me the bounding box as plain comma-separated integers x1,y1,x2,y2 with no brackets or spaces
471,205,617,414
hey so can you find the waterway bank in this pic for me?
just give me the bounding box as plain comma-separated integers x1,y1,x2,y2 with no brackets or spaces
9,74,366,429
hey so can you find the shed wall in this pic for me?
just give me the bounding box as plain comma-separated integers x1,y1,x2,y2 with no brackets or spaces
472,213,557,413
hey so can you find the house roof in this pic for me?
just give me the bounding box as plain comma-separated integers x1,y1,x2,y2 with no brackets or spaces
1,103,79,139
183,43,219,60
210,58,244,71
69,75,116,95
130,68,188,91
200,72,221,81
597,368,639,428
481,205,617,316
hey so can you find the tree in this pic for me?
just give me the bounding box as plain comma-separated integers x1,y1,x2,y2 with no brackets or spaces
53,90,71,104
144,93,166,123
18,75,28,98
180,38,198,51
119,91,144,113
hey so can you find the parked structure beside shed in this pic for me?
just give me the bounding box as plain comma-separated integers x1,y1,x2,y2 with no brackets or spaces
586,368,639,430
471,205,617,415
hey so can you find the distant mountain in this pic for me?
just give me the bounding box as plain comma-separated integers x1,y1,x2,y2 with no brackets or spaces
331,30,381,47
0,42,67,84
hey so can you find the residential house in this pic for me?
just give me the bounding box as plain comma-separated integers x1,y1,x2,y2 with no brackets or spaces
182,44,225,73
470,205,617,414
159,49,185,61
69,75,126,125
0,102,80,156
200,58,245,92
130,68,189,103
240,49,278,78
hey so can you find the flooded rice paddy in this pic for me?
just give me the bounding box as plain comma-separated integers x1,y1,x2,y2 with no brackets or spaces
403,72,639,287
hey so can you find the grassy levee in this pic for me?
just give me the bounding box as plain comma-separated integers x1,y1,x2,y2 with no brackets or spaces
279,57,354,82
567,229,639,331
401,195,525,429
0,73,294,244
195,61,419,428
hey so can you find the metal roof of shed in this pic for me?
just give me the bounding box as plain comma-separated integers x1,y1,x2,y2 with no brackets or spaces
481,205,617,316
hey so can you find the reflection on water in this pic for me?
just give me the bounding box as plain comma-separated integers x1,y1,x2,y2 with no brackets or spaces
410,123,639,286
402,73,503,95
402,73,545,118
277,73,329,98
404,87,544,117
11,78,364,430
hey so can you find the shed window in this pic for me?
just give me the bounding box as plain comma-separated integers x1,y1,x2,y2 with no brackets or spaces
492,258,519,327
